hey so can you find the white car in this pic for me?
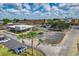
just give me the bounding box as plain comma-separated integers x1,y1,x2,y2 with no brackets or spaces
0,37,10,43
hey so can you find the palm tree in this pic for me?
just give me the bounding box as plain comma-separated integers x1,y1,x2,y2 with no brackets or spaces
31,38,43,56
37,39,43,46
26,31,37,55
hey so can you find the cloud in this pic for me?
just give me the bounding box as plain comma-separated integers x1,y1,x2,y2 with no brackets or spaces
33,11,41,14
32,3,42,11
6,8,19,12
58,3,68,8
23,3,31,10
1,3,79,19
41,3,51,12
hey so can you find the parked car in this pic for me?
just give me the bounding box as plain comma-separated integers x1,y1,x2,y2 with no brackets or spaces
0,36,10,43
11,46,26,54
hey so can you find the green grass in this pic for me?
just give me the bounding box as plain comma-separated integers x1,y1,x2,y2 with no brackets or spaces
16,33,27,40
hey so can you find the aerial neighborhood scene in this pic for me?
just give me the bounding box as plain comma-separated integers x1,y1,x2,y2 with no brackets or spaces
0,3,79,56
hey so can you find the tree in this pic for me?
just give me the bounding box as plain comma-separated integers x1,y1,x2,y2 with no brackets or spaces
38,39,43,45
36,39,43,49
3,18,10,25
13,18,19,23
26,31,37,55
48,19,70,31
53,18,61,21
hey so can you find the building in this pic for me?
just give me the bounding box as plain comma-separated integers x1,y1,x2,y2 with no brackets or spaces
6,24,34,32
70,19,79,25
17,19,48,25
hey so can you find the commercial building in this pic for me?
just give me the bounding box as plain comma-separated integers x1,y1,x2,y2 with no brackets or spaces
6,24,34,32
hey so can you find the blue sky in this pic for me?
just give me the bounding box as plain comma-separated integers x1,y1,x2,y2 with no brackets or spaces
0,3,79,20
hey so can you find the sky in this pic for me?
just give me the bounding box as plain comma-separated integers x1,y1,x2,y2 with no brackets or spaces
0,3,79,20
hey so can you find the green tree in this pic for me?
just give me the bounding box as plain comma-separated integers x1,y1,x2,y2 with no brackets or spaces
13,18,19,23
48,19,70,31
26,31,37,56
37,39,43,46
3,18,10,25
36,39,43,49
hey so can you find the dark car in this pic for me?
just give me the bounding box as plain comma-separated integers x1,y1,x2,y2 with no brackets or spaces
11,46,26,54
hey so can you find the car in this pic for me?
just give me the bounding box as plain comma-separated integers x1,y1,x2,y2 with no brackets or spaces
0,36,10,43
11,46,26,54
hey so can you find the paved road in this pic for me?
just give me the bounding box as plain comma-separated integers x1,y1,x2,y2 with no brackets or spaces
37,44,62,56
2,30,17,40
58,29,79,56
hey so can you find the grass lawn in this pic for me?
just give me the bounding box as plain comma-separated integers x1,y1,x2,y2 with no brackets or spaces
20,48,44,56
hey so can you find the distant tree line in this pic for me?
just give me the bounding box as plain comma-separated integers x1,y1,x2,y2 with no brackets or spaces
2,18,19,25
47,18,70,30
